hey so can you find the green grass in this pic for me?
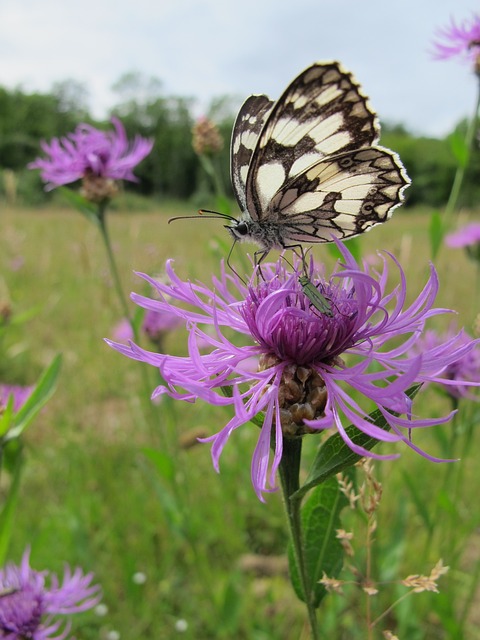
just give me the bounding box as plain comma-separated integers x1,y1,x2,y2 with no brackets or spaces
1,201,480,639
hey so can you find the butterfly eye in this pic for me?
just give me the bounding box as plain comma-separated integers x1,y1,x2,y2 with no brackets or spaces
235,222,249,236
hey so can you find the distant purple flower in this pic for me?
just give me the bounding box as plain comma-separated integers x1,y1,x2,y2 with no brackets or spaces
432,14,480,64
0,384,33,412
445,222,480,247
0,548,101,639
412,326,480,400
106,245,479,500
28,118,153,191
142,307,184,349
445,222,480,261
111,318,134,343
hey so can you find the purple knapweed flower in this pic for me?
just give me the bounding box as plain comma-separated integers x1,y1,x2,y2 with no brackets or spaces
0,547,101,639
106,244,479,500
431,14,480,65
445,222,480,261
28,117,153,193
142,307,184,350
411,325,480,400
0,384,33,413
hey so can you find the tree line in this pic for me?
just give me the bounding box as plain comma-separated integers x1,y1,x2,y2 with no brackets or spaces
0,74,479,209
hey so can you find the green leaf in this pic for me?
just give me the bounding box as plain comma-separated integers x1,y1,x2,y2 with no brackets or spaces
293,384,421,502
0,447,23,564
0,396,14,438
448,130,469,168
288,477,348,607
429,210,444,260
58,186,100,226
5,354,62,442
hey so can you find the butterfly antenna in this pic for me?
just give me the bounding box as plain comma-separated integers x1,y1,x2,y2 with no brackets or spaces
168,210,238,224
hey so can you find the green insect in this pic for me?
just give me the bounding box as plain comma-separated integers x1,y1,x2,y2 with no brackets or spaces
298,275,333,317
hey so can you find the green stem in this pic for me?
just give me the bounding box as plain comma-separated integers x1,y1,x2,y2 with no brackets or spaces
278,437,320,640
96,204,165,432
443,77,480,229
97,205,135,331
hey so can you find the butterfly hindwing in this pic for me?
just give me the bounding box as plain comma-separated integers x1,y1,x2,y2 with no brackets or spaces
230,95,274,211
244,62,381,219
268,146,409,243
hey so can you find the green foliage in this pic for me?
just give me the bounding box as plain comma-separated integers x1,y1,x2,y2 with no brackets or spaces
4,77,480,211
288,478,348,607
381,121,480,209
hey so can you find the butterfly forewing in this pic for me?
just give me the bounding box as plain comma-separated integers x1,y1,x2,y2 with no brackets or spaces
230,95,274,211
244,62,381,219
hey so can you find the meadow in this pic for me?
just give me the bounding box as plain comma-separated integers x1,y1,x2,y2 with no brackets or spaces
2,200,480,639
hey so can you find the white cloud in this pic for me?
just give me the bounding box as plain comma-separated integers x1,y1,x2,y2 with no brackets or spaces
0,0,478,135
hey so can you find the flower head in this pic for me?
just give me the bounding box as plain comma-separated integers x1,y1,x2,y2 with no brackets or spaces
106,245,478,500
0,384,33,413
432,14,480,67
28,118,153,195
0,548,101,639
445,222,480,262
192,117,224,156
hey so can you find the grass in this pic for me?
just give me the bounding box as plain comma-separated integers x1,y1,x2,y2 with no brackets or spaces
1,200,480,639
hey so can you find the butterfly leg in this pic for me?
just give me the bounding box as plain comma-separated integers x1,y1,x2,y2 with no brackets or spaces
253,249,271,282
226,239,247,284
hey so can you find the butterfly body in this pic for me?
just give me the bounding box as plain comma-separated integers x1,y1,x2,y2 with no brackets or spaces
229,62,410,254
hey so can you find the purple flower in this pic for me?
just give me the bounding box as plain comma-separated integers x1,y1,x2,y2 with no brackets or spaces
431,14,480,64
445,222,480,247
106,245,479,500
411,325,480,400
0,548,101,639
0,384,33,412
445,222,480,261
142,307,184,350
111,318,134,343
28,118,153,191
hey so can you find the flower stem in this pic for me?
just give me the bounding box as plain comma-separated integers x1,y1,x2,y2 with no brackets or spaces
97,205,135,331
95,204,163,430
443,76,480,228
278,436,320,640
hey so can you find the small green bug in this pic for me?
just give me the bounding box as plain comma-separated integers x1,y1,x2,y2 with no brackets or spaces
298,275,333,317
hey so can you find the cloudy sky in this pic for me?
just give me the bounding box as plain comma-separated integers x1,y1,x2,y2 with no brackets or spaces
1,0,478,137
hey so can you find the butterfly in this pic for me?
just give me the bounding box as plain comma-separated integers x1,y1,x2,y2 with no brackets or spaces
225,61,410,260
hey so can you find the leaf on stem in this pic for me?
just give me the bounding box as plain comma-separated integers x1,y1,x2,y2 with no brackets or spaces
288,477,348,607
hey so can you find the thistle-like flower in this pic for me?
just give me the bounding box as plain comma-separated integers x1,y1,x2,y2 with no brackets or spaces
106,245,478,500
432,14,480,68
0,548,101,639
28,118,153,199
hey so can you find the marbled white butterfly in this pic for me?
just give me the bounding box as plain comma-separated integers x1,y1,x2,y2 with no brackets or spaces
226,61,410,260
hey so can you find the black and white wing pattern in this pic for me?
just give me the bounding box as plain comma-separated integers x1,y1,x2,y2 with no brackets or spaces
230,95,273,211
228,61,410,251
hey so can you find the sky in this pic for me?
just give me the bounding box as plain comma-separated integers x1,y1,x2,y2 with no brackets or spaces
1,0,479,137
